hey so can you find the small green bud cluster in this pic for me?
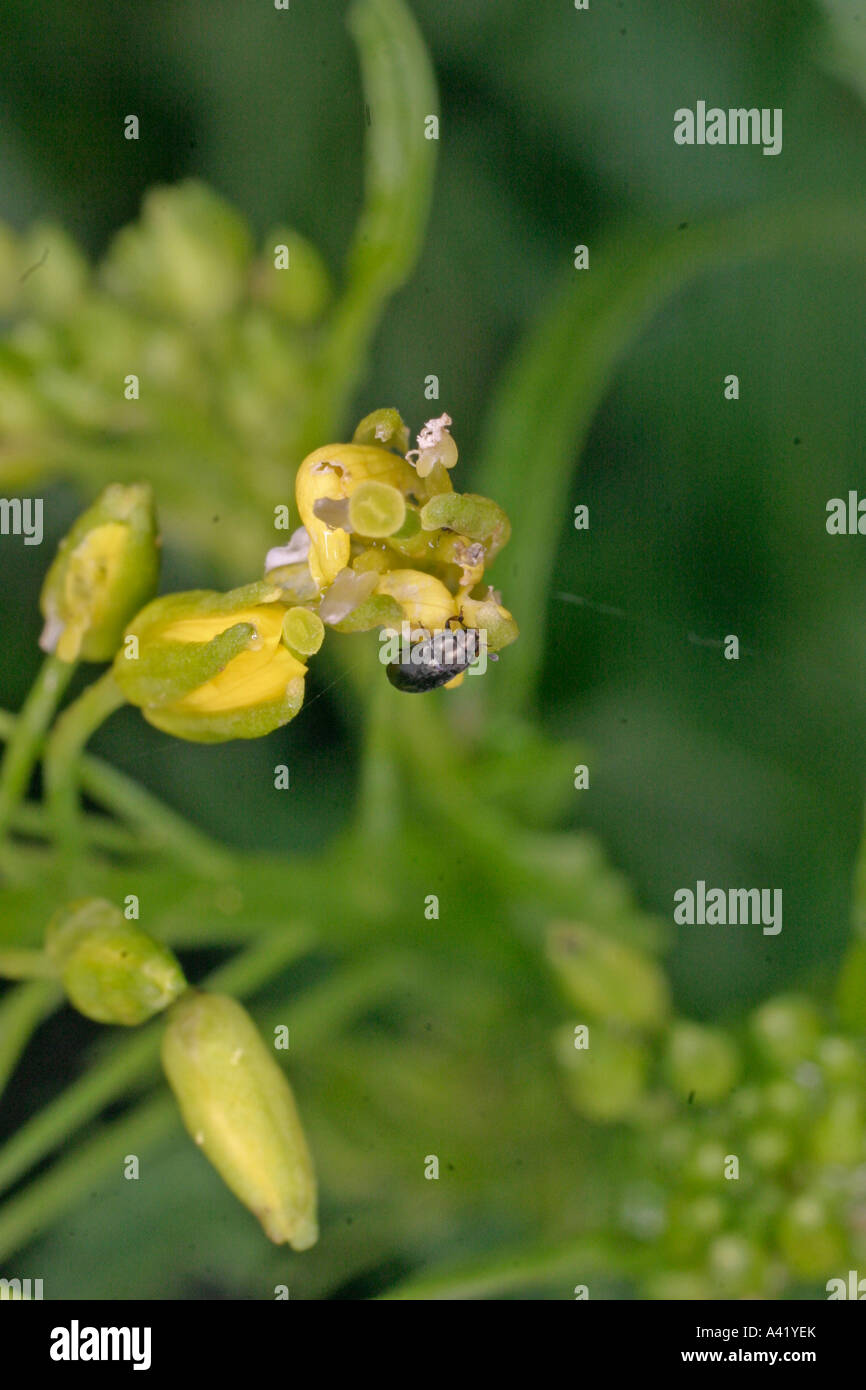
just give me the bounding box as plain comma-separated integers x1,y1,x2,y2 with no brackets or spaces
547,923,866,1297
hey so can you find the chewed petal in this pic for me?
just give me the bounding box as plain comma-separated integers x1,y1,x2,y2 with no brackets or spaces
265,527,311,572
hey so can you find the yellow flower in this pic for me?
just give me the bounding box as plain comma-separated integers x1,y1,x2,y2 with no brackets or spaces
113,583,306,742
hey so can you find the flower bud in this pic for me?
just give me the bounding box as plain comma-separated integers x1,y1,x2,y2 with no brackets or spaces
39,483,160,663
419,491,511,561
749,995,822,1070
664,1022,740,1104
252,227,332,324
19,224,89,318
777,1193,846,1278
458,594,518,652
113,583,306,743
161,991,317,1250
546,923,669,1031
555,1022,648,1121
46,898,186,1026
102,181,252,322
352,408,410,455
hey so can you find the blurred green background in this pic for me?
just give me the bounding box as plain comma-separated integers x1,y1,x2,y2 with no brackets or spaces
1,0,865,1299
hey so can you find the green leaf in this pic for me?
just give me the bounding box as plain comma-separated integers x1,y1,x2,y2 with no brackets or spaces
475,200,866,716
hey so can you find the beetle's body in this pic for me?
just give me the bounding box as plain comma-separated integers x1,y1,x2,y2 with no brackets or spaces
386,625,480,692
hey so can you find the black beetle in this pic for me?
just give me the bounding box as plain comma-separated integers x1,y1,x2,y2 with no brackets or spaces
386,625,482,693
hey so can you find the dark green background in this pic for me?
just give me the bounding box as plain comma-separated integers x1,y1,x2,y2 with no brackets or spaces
0,0,865,1296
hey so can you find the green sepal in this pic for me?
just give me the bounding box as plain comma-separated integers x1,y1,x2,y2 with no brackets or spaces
352,407,410,455
460,596,519,652
331,594,404,633
144,674,305,743
114,619,257,708
419,491,512,558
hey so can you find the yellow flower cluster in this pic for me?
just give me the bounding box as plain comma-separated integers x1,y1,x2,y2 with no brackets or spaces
107,409,517,740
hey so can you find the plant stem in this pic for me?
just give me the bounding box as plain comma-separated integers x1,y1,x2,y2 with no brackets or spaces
44,670,126,869
0,705,234,875
0,980,61,1099
378,1236,648,1300
0,656,75,845
0,949,57,982
78,756,235,879
357,674,401,845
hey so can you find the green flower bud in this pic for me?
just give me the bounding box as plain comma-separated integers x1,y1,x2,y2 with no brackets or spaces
113,583,306,743
102,181,252,322
763,1077,812,1125
777,1193,846,1278
253,227,332,324
818,1036,865,1087
419,491,511,560
547,923,669,1031
810,1091,865,1166
684,1139,729,1190
161,991,317,1250
665,1194,725,1260
750,995,822,1070
706,1233,763,1296
46,898,186,1026
746,1126,794,1173
664,1022,740,1104
555,1022,648,1121
19,224,89,318
644,1270,713,1301
39,483,160,663
458,595,519,652
352,408,410,456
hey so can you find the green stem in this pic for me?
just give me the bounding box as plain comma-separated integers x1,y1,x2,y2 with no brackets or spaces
378,1236,649,1300
0,705,234,875
357,674,401,845
10,800,142,855
0,1093,176,1265
0,949,57,982
0,656,75,845
79,757,235,878
0,980,61,1099
0,926,315,1201
44,670,126,869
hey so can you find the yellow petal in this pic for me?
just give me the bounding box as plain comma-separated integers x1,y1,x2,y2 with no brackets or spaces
173,644,306,715
157,604,284,650
375,569,457,630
